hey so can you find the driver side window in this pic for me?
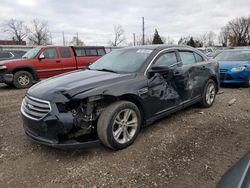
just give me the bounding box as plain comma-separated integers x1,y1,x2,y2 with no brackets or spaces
42,48,58,59
154,52,178,67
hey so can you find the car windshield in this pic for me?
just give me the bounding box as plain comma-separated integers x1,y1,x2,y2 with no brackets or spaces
215,50,250,61
22,47,41,59
89,48,153,73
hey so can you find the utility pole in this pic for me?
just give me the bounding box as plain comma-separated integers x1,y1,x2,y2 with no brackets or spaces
50,32,53,45
76,32,79,46
142,17,145,45
62,31,65,45
133,33,136,46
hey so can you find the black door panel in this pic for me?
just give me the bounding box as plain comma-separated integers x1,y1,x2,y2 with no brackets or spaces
147,72,180,116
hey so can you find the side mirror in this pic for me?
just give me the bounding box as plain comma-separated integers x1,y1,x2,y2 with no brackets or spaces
148,64,170,74
38,54,45,60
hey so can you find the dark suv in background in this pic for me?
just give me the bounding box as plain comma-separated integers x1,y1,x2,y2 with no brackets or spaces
0,50,26,61
21,45,219,150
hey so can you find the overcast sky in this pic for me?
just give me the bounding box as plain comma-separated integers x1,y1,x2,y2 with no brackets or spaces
0,0,250,45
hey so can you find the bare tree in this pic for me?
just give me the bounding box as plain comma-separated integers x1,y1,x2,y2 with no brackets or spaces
134,35,152,45
198,31,216,47
163,36,174,45
198,33,208,47
28,19,50,45
70,36,85,46
110,25,126,46
207,31,216,46
2,19,29,42
220,16,250,46
219,26,230,47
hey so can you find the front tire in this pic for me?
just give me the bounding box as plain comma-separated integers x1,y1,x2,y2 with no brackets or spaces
200,79,216,108
13,71,33,89
97,101,141,150
243,73,250,87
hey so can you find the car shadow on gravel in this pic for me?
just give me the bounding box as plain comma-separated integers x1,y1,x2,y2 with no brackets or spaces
220,84,249,89
33,138,110,159
29,103,201,159
0,85,12,90
140,104,198,133
0,83,28,92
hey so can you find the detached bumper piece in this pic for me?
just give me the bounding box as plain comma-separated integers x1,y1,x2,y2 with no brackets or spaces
24,126,100,149
23,116,100,149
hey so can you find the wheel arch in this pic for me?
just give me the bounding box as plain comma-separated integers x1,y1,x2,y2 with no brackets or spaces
207,75,219,93
11,66,38,80
71,93,146,125
118,94,146,125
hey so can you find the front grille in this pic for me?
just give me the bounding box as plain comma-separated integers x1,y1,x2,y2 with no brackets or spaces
21,95,51,121
220,73,225,80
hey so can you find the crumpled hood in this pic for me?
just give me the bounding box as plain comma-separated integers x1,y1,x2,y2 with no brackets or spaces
218,60,250,70
27,70,135,101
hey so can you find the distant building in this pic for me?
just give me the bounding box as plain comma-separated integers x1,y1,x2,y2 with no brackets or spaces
0,40,26,45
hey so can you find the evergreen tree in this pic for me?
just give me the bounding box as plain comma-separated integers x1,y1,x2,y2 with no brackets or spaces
152,29,163,44
187,37,196,47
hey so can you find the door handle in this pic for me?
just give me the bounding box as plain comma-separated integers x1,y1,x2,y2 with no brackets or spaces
56,60,60,64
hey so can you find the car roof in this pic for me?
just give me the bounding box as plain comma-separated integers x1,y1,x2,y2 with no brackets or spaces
122,44,194,51
222,49,250,52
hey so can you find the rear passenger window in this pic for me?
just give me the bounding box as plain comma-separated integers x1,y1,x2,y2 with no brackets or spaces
75,48,86,57
194,53,204,62
155,52,178,67
97,49,105,56
179,51,196,65
59,48,71,58
86,49,98,56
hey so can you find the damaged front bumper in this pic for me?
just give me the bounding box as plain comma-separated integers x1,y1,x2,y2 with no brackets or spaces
24,125,100,149
21,95,100,149
0,73,13,83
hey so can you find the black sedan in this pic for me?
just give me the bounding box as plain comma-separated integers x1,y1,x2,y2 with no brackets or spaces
21,45,219,150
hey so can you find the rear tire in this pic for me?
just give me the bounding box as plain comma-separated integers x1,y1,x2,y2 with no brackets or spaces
200,79,216,108
13,71,33,89
97,101,141,150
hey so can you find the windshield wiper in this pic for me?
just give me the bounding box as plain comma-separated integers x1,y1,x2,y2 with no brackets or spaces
93,68,118,73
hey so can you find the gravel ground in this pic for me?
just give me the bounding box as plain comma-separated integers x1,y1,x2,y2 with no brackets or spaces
0,83,249,188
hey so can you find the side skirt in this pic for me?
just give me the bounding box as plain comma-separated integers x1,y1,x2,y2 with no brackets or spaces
145,96,201,126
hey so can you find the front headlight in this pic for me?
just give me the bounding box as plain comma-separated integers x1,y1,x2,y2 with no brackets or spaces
231,66,246,72
0,65,7,70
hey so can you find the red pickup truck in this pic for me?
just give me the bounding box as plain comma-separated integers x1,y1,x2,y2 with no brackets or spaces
0,46,106,88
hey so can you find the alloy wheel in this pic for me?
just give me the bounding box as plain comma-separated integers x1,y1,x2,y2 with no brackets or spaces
112,109,138,144
18,75,30,86
206,83,216,105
